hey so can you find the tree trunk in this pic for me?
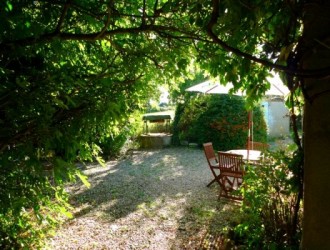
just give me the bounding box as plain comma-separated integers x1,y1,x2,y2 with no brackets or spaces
301,1,330,248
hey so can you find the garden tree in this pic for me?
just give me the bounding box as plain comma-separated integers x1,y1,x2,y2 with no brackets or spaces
174,1,329,247
0,0,329,248
197,1,330,248
298,2,330,248
0,0,194,247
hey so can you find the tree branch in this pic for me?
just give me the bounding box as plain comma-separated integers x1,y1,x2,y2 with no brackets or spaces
142,0,147,26
54,0,72,34
1,23,204,48
95,3,112,40
207,0,330,78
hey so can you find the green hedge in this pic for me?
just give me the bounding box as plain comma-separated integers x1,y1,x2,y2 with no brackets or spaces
173,94,267,150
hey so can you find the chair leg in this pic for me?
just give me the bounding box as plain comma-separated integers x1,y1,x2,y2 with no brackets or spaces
218,175,243,201
207,178,217,187
207,174,222,187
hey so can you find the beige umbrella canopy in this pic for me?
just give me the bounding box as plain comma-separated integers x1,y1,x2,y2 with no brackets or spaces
186,75,289,154
186,75,289,96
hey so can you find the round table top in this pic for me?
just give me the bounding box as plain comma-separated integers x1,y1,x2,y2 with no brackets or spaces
225,149,262,161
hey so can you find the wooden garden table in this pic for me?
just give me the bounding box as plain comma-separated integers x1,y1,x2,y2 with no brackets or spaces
225,149,262,163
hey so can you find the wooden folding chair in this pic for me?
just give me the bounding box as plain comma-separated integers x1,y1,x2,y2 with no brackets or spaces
218,152,245,201
246,141,269,151
202,142,221,187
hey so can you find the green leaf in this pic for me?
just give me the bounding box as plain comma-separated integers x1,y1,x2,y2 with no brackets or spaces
95,156,106,167
6,1,13,11
76,170,90,188
53,98,68,109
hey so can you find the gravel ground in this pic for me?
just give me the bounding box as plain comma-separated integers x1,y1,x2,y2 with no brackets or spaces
44,147,240,250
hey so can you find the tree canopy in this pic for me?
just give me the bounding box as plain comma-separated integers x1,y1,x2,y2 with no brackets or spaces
1,0,330,248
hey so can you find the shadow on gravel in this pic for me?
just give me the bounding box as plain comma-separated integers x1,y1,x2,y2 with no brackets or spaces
70,147,209,219
67,146,239,248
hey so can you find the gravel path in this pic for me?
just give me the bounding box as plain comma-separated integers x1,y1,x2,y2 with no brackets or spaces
44,147,239,249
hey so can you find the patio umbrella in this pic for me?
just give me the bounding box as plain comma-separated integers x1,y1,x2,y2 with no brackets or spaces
186,75,289,158
186,75,289,96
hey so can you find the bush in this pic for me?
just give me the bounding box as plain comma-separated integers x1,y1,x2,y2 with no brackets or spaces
174,94,267,150
233,149,303,249
0,149,75,249
172,103,185,146
99,112,144,157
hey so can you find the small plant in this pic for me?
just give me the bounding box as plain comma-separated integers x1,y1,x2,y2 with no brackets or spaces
0,145,94,249
0,161,74,249
232,148,303,249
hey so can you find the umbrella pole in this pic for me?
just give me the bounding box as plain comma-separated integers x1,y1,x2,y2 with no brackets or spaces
247,110,251,160
251,110,254,144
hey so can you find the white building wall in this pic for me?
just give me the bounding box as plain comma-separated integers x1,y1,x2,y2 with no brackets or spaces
262,100,290,138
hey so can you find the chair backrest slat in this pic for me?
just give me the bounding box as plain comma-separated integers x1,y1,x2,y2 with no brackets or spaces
218,152,244,173
218,151,244,200
203,142,221,187
203,142,217,166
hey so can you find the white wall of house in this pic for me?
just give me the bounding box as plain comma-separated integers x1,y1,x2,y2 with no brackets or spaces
262,100,290,138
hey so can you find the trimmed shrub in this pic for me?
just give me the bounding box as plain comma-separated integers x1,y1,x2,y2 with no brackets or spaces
172,103,185,146
174,94,267,150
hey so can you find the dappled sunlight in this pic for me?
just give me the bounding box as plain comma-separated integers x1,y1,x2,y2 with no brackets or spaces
221,203,238,212
46,147,238,249
130,150,160,166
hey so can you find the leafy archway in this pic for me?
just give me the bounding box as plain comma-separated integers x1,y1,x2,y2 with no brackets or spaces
1,1,329,248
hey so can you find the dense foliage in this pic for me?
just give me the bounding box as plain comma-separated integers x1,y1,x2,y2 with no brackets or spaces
233,148,303,249
174,94,267,150
1,0,328,247
0,1,191,247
